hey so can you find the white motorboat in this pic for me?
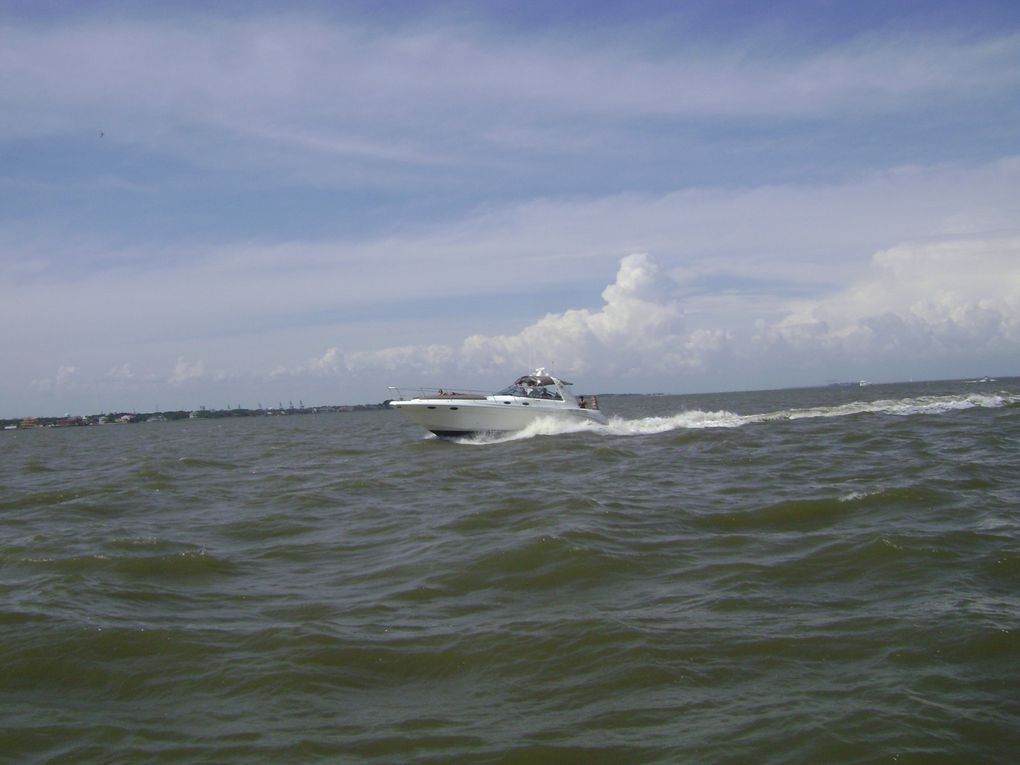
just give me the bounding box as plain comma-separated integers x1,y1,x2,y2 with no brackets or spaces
388,368,607,438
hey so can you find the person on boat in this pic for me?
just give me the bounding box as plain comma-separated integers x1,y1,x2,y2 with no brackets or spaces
578,396,587,409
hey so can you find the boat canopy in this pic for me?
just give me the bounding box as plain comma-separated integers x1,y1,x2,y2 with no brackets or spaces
513,372,571,387
492,370,570,400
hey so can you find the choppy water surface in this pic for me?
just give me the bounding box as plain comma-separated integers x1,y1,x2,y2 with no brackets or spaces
3,379,1019,763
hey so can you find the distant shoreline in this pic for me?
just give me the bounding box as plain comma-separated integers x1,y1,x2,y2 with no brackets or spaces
1,403,389,430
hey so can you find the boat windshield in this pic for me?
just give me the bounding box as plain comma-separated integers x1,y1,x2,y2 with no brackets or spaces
496,382,562,400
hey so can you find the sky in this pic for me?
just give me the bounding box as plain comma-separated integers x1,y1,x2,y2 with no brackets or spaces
2,0,1020,416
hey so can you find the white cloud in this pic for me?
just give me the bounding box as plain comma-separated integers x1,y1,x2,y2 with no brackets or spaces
339,254,689,379
55,365,78,387
271,346,347,378
345,344,455,375
5,233,1019,415
106,363,135,380
320,239,1020,389
311,347,342,372
308,253,725,383
169,357,206,384
2,16,1018,158
770,238,1020,360
3,156,1018,412
459,253,687,374
30,365,79,393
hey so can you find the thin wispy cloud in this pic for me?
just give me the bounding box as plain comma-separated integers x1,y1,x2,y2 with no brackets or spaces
3,17,1018,159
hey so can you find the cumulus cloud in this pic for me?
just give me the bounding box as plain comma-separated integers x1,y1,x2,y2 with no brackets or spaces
330,254,724,382
8,234,1020,414
31,364,80,393
319,241,1020,388
345,344,455,375
106,363,135,380
271,346,347,378
459,253,688,374
769,238,1020,360
169,357,206,384
311,347,342,372
4,154,1019,413
55,364,79,387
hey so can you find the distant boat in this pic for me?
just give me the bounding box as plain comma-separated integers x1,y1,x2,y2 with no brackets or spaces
389,368,607,438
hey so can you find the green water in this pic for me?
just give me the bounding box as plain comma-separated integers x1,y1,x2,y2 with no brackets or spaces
2,379,1018,763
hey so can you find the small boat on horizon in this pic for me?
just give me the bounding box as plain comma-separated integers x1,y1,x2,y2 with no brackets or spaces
388,368,607,438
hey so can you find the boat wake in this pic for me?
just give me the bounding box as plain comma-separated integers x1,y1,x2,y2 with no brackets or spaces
453,416,603,445
453,391,1019,444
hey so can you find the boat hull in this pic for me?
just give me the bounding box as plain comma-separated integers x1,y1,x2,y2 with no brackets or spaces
389,398,606,437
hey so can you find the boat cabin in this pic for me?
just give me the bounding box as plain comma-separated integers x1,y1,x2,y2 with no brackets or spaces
497,371,569,401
